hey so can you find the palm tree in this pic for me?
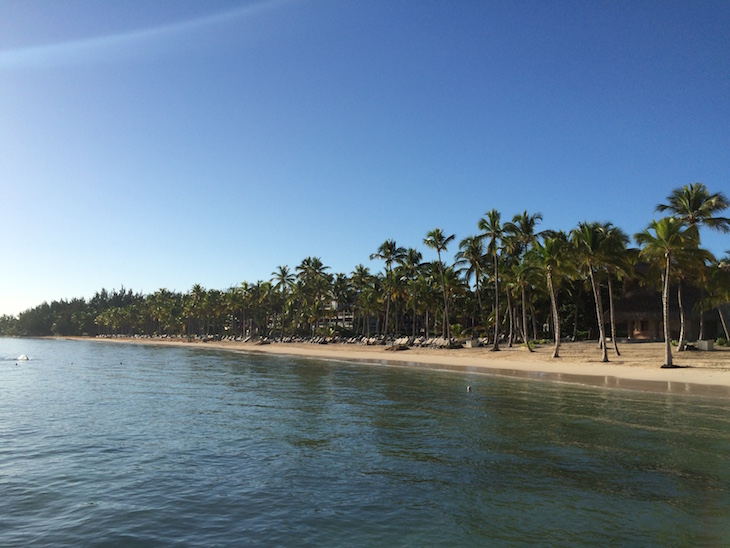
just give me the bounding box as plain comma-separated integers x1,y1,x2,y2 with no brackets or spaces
571,222,610,362
635,218,701,367
400,248,423,338
597,223,631,356
351,264,374,336
478,209,503,350
332,273,353,329
503,210,544,256
533,232,571,357
424,228,455,341
656,183,730,233
455,235,486,335
271,265,295,338
504,211,543,350
657,183,729,343
701,257,730,340
370,240,406,338
296,257,330,335
664,245,712,350
188,284,208,337
510,259,537,352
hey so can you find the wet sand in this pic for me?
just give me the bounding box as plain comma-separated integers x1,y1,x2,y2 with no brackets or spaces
78,337,730,398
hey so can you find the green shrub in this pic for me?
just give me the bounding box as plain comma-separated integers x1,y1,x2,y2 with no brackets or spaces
717,337,728,347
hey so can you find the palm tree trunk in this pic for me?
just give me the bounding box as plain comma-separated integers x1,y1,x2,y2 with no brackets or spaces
506,291,514,347
677,282,687,352
607,276,620,356
662,257,674,367
412,299,417,338
492,253,500,351
438,263,450,341
521,285,533,352
547,269,560,358
384,292,390,336
699,306,705,340
475,276,483,323
572,284,581,341
718,307,730,340
588,266,609,362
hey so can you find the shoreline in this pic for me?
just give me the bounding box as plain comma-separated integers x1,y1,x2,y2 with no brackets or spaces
71,337,730,398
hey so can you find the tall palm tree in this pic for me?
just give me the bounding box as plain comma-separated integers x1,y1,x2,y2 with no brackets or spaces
503,210,544,256
653,243,714,351
656,183,730,233
296,257,330,334
455,235,486,334
657,183,729,343
188,284,207,337
332,273,353,329
271,265,295,338
510,259,537,352
701,256,730,340
571,222,610,362
478,209,503,350
370,240,406,337
533,232,571,357
424,228,455,341
597,223,631,356
504,211,543,350
400,248,423,338
351,264,374,336
635,218,701,367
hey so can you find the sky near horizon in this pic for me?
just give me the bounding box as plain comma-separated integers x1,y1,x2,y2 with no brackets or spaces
1,0,728,316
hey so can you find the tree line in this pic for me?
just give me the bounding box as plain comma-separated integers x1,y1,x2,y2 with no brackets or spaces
2,183,728,367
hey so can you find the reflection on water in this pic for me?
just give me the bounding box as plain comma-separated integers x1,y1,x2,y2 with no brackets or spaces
1,338,729,546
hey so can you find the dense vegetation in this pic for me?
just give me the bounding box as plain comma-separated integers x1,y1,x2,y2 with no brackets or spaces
2,184,728,367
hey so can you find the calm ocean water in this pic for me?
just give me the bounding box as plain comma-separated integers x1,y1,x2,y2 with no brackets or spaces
1,338,729,546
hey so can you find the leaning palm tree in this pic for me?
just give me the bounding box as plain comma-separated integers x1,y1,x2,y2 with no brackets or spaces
668,245,715,351
478,209,503,350
635,218,701,367
510,259,538,352
597,223,632,356
533,232,572,357
700,257,730,340
656,183,730,233
370,240,406,337
423,228,455,341
504,211,543,349
571,222,610,362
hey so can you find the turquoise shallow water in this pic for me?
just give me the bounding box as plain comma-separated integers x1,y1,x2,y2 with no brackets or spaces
1,338,729,546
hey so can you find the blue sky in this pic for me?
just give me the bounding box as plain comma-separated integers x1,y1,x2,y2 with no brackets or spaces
1,0,728,315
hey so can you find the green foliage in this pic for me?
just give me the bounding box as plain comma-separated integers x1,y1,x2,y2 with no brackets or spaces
450,323,464,340
2,184,727,346
717,337,728,347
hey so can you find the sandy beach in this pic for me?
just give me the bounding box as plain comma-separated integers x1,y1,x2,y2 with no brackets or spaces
79,337,730,398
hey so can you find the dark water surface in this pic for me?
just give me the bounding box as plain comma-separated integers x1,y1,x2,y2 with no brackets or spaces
1,338,729,546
